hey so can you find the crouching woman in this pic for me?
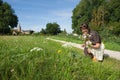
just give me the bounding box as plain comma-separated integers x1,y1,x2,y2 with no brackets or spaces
80,23,104,62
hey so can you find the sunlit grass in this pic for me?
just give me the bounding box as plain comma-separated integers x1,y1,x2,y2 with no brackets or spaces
0,36,120,80
50,34,120,51
50,35,83,44
105,41,120,51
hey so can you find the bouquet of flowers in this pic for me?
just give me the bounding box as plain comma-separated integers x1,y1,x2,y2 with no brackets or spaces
82,34,92,48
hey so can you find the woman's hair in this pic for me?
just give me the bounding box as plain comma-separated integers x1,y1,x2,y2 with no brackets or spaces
80,23,90,31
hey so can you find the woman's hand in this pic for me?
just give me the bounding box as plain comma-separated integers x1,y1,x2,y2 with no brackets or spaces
87,48,91,53
81,44,85,47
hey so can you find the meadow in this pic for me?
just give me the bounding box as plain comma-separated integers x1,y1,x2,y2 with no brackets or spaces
0,36,120,80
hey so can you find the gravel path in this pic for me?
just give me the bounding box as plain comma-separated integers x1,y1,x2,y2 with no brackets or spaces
47,38,120,60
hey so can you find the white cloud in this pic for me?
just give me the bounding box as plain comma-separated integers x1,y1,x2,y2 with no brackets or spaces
51,10,72,18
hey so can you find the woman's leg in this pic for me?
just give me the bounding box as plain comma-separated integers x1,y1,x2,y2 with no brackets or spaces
84,47,94,59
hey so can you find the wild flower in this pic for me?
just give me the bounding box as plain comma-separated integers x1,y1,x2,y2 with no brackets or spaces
11,68,14,72
30,47,43,52
82,34,91,41
82,34,92,48
86,40,92,48
57,50,62,54
36,48,43,51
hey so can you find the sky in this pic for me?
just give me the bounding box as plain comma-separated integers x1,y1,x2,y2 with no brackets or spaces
3,0,80,33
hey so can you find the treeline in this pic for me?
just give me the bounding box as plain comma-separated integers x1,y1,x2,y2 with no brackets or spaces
72,0,120,36
0,0,18,34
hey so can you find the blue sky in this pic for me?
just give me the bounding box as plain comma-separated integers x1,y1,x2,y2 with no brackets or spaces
3,0,80,33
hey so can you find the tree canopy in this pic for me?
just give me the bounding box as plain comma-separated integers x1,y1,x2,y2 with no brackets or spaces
0,0,18,34
40,22,61,35
72,0,120,36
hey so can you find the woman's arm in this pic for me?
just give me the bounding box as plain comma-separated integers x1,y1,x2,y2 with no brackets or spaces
91,43,100,49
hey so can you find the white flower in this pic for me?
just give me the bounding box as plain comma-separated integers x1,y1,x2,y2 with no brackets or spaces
30,49,34,52
86,40,92,45
30,47,43,52
36,48,43,51
82,34,91,40
82,34,87,39
11,69,14,72
86,40,92,48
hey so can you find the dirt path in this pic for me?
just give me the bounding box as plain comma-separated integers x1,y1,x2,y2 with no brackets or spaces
47,38,120,60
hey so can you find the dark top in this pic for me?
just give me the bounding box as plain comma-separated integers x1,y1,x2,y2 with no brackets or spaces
89,30,101,45
84,30,101,55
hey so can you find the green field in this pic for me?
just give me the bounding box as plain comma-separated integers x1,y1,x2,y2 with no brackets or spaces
0,36,120,80
50,34,120,51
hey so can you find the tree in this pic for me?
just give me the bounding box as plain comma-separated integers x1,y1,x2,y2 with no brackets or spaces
0,0,18,34
40,28,46,34
72,0,105,34
0,0,3,5
62,29,67,34
46,22,61,35
72,0,120,36
105,0,120,22
90,5,106,31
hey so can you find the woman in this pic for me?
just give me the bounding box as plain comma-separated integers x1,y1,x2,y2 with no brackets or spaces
80,23,104,61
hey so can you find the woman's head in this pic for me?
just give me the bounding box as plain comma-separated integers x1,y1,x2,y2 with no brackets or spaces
80,23,90,34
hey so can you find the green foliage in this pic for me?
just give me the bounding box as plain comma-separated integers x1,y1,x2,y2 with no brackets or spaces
72,0,104,33
0,0,18,34
108,22,120,35
41,22,61,35
0,0,3,5
72,0,120,36
105,0,120,22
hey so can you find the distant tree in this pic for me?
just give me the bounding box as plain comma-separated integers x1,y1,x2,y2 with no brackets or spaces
62,29,67,34
0,0,18,34
46,22,61,35
29,30,34,34
40,28,46,34
0,0,3,5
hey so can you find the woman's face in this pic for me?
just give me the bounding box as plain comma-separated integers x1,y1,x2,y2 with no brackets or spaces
81,28,88,35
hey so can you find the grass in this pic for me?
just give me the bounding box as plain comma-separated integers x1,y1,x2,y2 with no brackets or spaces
50,34,83,44
105,41,120,51
0,36,120,80
103,36,120,51
50,34,120,51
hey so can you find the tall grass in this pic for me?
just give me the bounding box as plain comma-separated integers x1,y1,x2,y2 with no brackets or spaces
0,36,120,80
